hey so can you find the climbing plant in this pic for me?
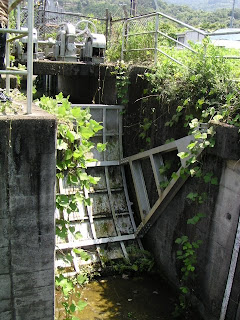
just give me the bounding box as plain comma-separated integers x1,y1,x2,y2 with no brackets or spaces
113,39,240,318
38,93,106,320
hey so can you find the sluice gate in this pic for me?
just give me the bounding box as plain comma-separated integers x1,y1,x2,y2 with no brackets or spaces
56,104,195,270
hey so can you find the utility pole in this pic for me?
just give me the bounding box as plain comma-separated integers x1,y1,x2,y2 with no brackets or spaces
130,0,137,16
230,0,236,28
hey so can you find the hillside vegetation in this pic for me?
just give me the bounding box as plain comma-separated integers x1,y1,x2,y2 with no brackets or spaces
165,0,239,11
60,0,240,30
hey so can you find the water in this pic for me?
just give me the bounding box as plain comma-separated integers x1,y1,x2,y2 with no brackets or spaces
56,275,176,320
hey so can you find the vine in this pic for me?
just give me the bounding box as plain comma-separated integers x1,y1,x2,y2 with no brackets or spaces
38,93,106,320
113,40,240,318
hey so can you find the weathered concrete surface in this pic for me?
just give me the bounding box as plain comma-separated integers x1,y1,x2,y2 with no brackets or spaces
124,120,240,319
0,106,56,320
33,61,117,104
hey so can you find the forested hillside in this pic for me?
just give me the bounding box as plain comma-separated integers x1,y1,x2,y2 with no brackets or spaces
60,0,240,29
165,0,239,11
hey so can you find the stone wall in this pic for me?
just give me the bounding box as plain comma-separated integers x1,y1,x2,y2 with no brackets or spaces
0,107,56,320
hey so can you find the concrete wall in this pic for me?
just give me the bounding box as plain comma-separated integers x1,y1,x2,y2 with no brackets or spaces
123,84,240,319
32,62,240,319
0,107,56,320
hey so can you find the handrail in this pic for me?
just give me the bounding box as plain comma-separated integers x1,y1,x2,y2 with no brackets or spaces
2,0,34,114
121,11,240,66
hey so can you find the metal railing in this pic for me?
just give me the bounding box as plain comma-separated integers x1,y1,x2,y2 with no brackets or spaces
0,0,34,114
117,11,240,66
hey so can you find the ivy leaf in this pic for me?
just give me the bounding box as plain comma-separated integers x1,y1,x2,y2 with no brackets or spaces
57,139,68,150
97,143,107,152
213,114,223,122
177,152,189,159
74,231,83,240
76,300,88,312
204,172,213,183
80,126,94,139
211,177,218,185
69,303,76,313
66,130,76,143
77,274,88,285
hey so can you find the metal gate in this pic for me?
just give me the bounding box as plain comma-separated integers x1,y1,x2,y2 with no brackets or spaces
55,104,142,271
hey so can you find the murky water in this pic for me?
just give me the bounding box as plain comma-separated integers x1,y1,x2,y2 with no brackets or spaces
56,275,176,320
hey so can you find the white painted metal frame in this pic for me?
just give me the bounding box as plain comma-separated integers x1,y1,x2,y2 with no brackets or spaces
56,104,142,268
120,135,197,238
0,1,34,113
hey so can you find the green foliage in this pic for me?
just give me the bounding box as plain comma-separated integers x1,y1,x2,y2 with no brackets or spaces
38,93,105,320
62,0,240,30
104,246,155,275
112,61,130,105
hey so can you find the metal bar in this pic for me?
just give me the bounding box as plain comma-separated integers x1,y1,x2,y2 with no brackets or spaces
135,166,189,238
219,213,240,320
124,31,155,37
17,5,20,30
7,33,29,43
154,13,159,64
121,20,127,61
84,186,103,265
5,36,10,95
157,30,197,53
149,154,165,197
207,30,240,36
119,109,123,159
57,234,135,250
36,8,107,21
126,12,206,35
103,107,106,160
102,106,128,259
156,48,185,66
0,70,28,75
129,160,151,220
121,166,144,250
105,166,129,259
86,160,120,167
125,12,159,21
27,0,34,114
123,47,155,52
156,12,206,35
72,104,124,110
120,140,177,164
105,9,109,49
0,28,28,34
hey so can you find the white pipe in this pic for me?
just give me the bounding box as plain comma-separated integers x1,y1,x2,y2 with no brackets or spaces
27,0,34,114
219,213,240,320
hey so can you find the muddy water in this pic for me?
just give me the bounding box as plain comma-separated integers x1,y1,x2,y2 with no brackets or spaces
56,275,176,320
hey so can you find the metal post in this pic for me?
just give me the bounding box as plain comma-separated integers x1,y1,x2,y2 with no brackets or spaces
121,20,127,61
230,0,236,28
17,4,20,29
27,0,34,114
105,9,109,50
6,35,10,94
154,13,159,64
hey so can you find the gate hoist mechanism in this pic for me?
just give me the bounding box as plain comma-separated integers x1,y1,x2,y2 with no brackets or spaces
53,23,77,62
13,20,106,64
52,20,106,63
13,27,43,62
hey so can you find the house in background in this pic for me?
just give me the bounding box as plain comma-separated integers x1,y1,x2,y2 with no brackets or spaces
176,30,205,48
